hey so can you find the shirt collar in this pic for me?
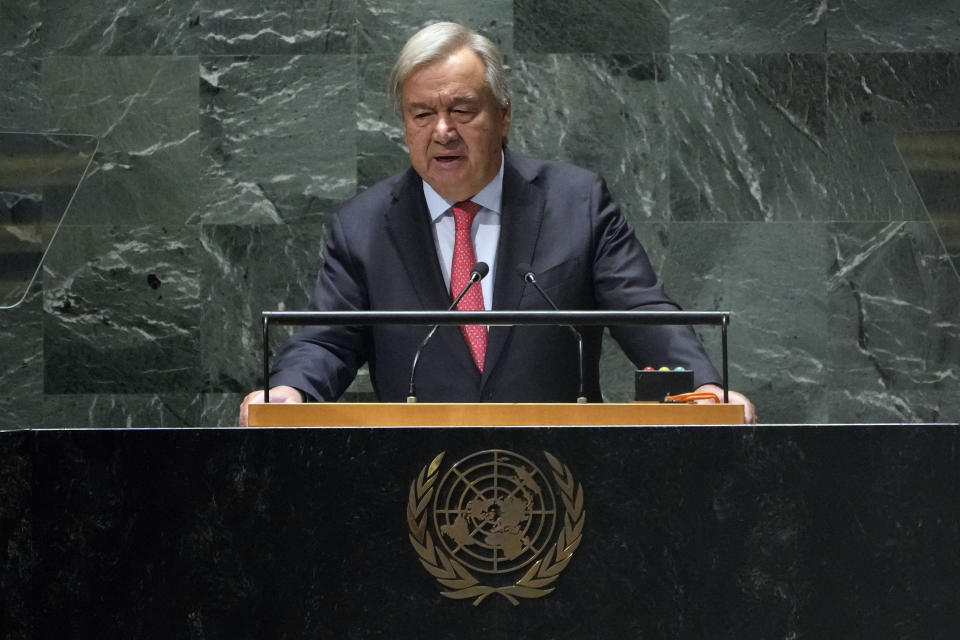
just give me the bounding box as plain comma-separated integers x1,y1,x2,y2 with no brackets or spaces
423,152,504,222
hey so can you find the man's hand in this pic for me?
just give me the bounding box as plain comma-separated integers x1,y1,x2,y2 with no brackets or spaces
238,385,304,426
695,384,757,424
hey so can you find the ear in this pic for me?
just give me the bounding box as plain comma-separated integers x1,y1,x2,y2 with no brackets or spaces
499,103,512,138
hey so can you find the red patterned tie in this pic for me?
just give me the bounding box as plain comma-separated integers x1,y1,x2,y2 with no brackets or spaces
450,200,486,372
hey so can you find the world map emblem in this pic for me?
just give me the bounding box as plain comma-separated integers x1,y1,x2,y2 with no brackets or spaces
407,450,585,605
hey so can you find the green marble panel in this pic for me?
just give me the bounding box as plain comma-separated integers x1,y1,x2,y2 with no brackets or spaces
0,57,43,131
826,53,960,221
35,0,360,56
667,54,830,221
199,392,244,426
0,0,42,57
196,0,355,55
0,289,43,429
356,0,512,53
515,0,668,53
827,221,960,422
39,0,199,55
0,0,43,130
827,0,960,53
671,0,827,53
43,225,201,393
510,54,668,221
658,222,831,423
42,56,201,225
197,54,356,224
42,393,206,428
198,224,328,393
357,54,411,189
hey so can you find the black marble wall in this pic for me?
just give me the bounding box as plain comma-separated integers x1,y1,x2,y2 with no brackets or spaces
1,1,958,427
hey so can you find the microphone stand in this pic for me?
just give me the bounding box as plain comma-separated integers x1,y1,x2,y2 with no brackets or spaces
518,264,588,404
407,262,489,403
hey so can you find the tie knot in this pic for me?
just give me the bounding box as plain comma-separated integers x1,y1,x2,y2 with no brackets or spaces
452,200,482,223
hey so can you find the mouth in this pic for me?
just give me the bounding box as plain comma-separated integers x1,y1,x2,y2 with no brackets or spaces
433,154,464,166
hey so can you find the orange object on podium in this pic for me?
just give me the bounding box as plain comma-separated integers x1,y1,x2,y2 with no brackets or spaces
247,401,745,427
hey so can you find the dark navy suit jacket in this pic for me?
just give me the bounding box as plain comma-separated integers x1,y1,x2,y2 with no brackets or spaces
270,152,721,402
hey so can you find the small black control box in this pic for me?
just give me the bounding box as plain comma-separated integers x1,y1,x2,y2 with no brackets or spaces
634,368,695,401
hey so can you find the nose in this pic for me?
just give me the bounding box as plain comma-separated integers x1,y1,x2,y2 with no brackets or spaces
432,113,459,144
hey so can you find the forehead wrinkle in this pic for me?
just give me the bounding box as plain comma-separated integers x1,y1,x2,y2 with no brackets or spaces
404,92,482,110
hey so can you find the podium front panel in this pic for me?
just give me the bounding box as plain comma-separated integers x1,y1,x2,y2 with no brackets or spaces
2,424,959,638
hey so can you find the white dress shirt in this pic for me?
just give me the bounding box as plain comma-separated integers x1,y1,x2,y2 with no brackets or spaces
422,154,504,311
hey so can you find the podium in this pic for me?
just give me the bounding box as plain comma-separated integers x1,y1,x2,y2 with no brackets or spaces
248,401,746,426
4,421,960,637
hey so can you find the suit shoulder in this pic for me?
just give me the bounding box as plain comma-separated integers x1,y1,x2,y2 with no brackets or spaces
508,153,602,189
335,169,414,222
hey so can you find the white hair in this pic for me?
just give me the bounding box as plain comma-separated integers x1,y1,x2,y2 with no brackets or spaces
387,22,511,116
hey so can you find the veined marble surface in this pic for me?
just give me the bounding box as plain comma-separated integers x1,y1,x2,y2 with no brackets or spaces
828,0,960,52
827,53,960,221
42,224,201,393
672,0,827,53
510,54,668,220
0,0,957,427
667,54,830,221
42,56,201,225
198,54,356,224
515,0,669,53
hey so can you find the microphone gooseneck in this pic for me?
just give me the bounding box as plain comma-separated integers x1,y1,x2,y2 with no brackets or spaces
515,262,588,403
407,261,489,403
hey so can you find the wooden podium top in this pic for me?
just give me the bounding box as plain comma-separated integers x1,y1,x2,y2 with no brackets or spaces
248,401,745,427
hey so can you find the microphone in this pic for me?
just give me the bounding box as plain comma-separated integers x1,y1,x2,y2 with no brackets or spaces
407,261,489,403
516,262,587,403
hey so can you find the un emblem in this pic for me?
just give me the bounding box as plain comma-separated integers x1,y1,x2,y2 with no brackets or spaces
407,450,585,605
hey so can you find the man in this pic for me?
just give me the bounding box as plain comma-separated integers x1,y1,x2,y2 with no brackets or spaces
239,22,755,425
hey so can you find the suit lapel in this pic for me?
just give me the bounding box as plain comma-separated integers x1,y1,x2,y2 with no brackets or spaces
385,170,480,380
481,154,545,387
384,170,448,310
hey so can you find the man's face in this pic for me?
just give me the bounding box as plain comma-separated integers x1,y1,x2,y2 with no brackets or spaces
401,47,511,202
